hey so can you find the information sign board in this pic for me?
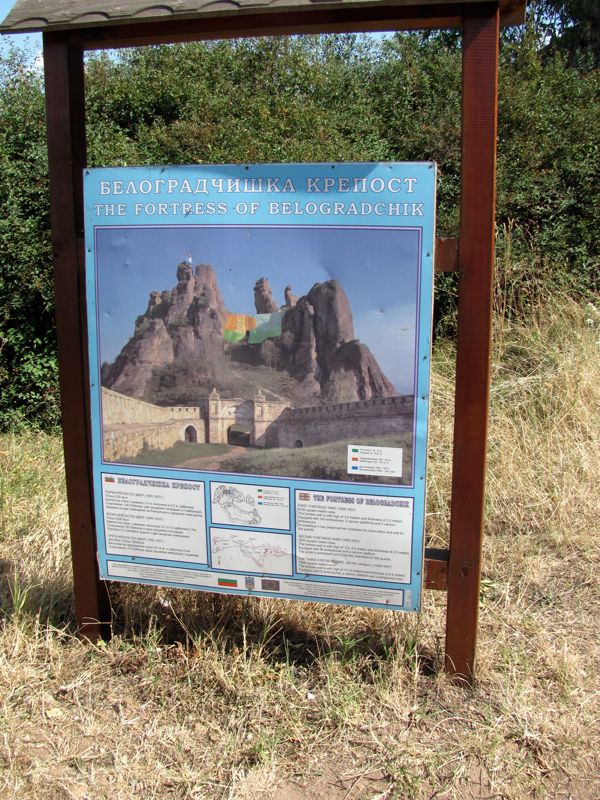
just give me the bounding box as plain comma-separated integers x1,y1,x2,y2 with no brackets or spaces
85,163,436,611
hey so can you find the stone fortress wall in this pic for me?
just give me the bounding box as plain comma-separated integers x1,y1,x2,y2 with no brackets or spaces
103,420,203,462
277,396,414,449
102,388,205,461
102,388,200,426
101,387,413,462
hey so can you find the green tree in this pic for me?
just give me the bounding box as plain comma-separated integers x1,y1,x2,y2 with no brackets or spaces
534,1,600,67
0,48,57,430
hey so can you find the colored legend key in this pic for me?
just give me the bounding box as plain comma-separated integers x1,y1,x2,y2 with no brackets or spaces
346,444,403,478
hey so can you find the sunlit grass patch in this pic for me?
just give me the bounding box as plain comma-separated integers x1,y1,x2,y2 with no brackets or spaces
121,440,234,467
225,433,413,484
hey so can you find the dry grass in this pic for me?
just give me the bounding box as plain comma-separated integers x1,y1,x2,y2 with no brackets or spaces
1,295,599,800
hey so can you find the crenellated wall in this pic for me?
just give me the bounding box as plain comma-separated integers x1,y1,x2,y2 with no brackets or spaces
102,387,201,426
102,388,204,461
275,396,414,448
103,420,205,461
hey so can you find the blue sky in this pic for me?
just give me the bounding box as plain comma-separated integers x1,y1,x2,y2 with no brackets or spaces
95,225,421,394
0,1,41,56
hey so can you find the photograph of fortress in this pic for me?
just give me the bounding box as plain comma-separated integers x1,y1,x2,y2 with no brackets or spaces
96,226,420,485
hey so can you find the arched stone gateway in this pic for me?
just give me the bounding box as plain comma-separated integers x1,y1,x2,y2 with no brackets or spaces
227,425,251,446
206,388,289,448
184,425,198,443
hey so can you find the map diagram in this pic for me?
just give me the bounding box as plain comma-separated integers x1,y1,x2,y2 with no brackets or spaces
213,485,262,526
210,528,293,575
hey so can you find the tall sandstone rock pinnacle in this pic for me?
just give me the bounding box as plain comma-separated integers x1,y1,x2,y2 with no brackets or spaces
103,262,226,399
103,263,397,405
279,279,396,401
253,277,279,313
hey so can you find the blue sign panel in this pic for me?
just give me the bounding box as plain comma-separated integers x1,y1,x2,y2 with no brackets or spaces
84,163,436,612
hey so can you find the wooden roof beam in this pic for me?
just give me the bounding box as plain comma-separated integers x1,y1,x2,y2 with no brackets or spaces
73,7,463,49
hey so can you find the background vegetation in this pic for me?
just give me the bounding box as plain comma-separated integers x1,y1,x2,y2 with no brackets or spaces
0,1,598,430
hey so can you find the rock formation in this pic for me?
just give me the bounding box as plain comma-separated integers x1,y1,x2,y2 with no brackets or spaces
103,317,174,399
103,262,396,405
276,280,395,401
103,262,226,399
284,285,297,308
324,339,396,401
253,277,279,313
164,263,226,371
278,296,320,397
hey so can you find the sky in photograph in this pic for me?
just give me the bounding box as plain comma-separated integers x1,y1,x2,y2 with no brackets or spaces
95,225,422,394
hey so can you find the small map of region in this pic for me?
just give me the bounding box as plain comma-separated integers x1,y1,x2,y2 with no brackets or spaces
213,484,262,526
210,528,293,575
211,481,290,530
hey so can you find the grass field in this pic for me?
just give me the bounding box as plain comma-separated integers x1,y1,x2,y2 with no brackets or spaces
224,434,413,484
122,441,234,468
0,296,598,799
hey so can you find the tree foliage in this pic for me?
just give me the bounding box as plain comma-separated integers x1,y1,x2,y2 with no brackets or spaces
533,0,600,67
0,23,598,429
0,50,56,430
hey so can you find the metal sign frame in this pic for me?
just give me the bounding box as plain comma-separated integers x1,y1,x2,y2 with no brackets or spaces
37,0,507,682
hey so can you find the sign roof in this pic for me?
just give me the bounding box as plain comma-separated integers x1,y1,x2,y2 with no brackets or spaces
0,0,526,35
